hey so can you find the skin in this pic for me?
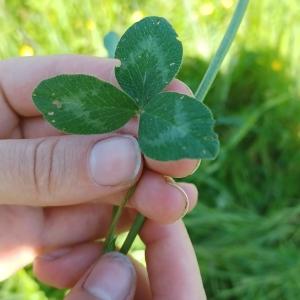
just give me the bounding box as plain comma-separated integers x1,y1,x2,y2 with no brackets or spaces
0,55,206,299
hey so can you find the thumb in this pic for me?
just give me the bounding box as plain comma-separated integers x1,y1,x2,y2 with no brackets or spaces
0,135,141,206
66,252,136,300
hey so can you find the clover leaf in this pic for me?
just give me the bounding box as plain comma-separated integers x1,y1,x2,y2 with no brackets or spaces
32,16,219,161
115,16,182,106
33,74,138,134
139,92,219,160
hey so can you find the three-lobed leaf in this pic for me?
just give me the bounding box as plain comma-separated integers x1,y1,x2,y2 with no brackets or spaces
139,92,219,160
33,74,138,134
115,16,183,107
32,16,220,161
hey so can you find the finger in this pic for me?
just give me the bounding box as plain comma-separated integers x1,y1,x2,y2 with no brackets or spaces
21,117,64,138
0,135,142,206
21,116,136,139
176,182,198,211
145,158,201,178
0,83,19,138
21,117,201,187
129,172,198,223
34,242,102,289
40,204,112,250
9,127,22,138
0,56,119,117
145,78,200,178
41,179,197,250
165,78,193,95
65,252,136,300
21,116,200,181
22,178,197,251
34,244,151,299
0,239,37,281
131,259,152,300
0,131,197,222
0,56,189,118
141,220,206,300
0,203,136,281
40,204,134,250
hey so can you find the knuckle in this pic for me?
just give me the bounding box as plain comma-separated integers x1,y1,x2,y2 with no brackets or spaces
0,72,20,139
31,138,60,201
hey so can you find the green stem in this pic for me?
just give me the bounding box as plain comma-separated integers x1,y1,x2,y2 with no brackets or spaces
103,185,137,253
195,0,249,103
107,0,250,255
120,213,145,255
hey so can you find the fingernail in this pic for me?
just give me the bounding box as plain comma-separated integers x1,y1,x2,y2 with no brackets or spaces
89,136,141,186
83,252,135,300
39,247,72,261
164,176,190,218
189,160,201,175
164,175,176,184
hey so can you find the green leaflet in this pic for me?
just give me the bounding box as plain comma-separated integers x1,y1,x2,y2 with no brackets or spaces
32,74,138,134
115,16,183,107
139,92,219,161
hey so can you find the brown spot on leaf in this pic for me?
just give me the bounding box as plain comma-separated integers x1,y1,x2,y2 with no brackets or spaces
52,100,62,109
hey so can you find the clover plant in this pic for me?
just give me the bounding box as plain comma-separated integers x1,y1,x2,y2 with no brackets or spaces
32,0,249,254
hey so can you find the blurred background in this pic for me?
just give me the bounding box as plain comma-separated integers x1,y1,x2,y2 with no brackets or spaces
0,0,299,299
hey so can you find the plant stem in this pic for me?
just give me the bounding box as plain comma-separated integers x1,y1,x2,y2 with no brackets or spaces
108,0,250,255
120,213,145,255
103,185,137,253
195,0,249,103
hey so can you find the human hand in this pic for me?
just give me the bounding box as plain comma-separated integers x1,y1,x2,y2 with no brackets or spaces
0,56,200,281
36,220,206,300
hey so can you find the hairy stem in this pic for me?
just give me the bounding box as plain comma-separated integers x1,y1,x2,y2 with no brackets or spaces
103,185,137,253
120,213,145,255
195,0,249,103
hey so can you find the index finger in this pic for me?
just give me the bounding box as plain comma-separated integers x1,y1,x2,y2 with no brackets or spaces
0,55,200,176
0,55,119,117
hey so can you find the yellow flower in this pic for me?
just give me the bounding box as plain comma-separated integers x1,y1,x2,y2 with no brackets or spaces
271,60,283,72
200,3,215,16
86,19,96,31
19,44,34,57
221,0,234,9
130,10,144,23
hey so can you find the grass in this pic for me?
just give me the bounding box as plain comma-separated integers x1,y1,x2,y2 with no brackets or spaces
1,0,300,299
